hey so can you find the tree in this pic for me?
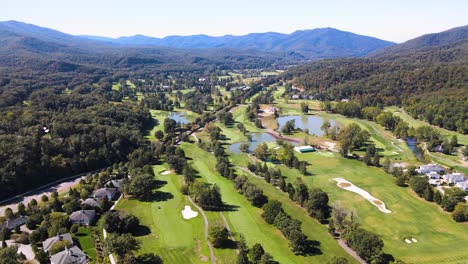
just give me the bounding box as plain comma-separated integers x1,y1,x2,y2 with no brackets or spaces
321,119,331,136
49,240,71,255
262,200,283,224
0,246,19,264
4,208,14,219
305,187,330,221
363,145,376,165
103,211,140,234
250,243,265,263
240,143,250,153
281,120,296,134
104,233,140,260
209,224,229,248
126,173,157,200
255,143,269,160
342,227,384,262
300,102,309,114
451,203,468,222
237,235,249,264
154,130,164,140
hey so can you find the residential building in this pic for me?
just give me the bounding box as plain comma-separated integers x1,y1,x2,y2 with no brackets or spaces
416,164,444,174
81,198,100,208
69,210,95,226
426,171,441,179
443,173,466,184
50,246,87,264
456,181,468,191
93,188,117,200
42,233,74,252
0,216,27,231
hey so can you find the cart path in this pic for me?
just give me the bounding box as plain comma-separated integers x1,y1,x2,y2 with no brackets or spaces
187,195,216,264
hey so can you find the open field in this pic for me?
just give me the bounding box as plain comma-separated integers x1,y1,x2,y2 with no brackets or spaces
181,142,356,263
272,151,468,263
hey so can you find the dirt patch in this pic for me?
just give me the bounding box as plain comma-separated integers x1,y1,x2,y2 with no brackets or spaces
338,182,351,188
373,200,383,206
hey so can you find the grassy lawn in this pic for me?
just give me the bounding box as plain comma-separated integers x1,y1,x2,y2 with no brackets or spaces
74,226,97,259
274,151,468,263
115,164,211,263
181,143,355,264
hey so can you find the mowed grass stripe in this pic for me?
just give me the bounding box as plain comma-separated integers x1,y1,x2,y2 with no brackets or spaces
116,164,209,263
181,143,355,264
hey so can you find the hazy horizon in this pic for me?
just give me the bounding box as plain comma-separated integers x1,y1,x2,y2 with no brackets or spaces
2,0,468,43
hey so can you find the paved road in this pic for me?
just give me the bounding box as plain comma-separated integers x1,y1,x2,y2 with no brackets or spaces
337,239,367,264
187,196,216,264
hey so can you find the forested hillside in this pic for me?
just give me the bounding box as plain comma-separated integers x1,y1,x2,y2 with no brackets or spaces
282,26,468,133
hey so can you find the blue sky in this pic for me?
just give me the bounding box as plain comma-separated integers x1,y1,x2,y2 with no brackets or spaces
2,0,467,42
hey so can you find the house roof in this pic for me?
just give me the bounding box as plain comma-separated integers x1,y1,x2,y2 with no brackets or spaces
93,188,117,198
43,233,74,252
105,180,124,190
444,173,466,182
70,210,95,223
418,164,444,173
0,216,27,230
81,198,100,208
50,246,86,264
456,181,468,190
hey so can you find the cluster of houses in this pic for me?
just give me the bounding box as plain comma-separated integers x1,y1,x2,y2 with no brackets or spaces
416,164,468,192
0,179,124,264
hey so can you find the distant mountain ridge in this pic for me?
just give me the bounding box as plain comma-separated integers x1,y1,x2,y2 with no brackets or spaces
80,27,396,59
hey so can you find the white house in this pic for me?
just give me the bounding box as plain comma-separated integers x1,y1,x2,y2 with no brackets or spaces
426,171,441,179
443,173,466,184
50,246,86,264
416,164,444,175
69,210,95,226
455,181,468,191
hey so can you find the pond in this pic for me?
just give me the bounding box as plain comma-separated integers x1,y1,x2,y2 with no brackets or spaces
167,112,189,124
405,137,423,160
277,115,337,136
228,132,298,154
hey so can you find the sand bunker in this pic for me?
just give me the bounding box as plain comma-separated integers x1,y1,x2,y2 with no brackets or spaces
404,237,418,244
161,170,171,175
181,205,198,219
333,178,391,214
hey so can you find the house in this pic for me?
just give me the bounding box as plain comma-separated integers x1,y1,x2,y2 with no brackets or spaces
50,246,87,264
456,181,468,191
198,77,206,82
434,145,444,153
93,188,117,200
443,173,466,184
69,210,95,226
291,94,300,100
0,216,27,231
81,198,100,208
105,179,124,191
426,171,441,179
416,164,444,175
42,233,74,252
294,146,315,153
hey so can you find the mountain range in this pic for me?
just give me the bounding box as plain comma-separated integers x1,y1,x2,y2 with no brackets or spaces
0,20,395,64
81,27,395,59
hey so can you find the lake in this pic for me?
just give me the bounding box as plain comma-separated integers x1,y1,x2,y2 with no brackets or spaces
228,132,298,154
277,115,337,136
167,112,189,124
